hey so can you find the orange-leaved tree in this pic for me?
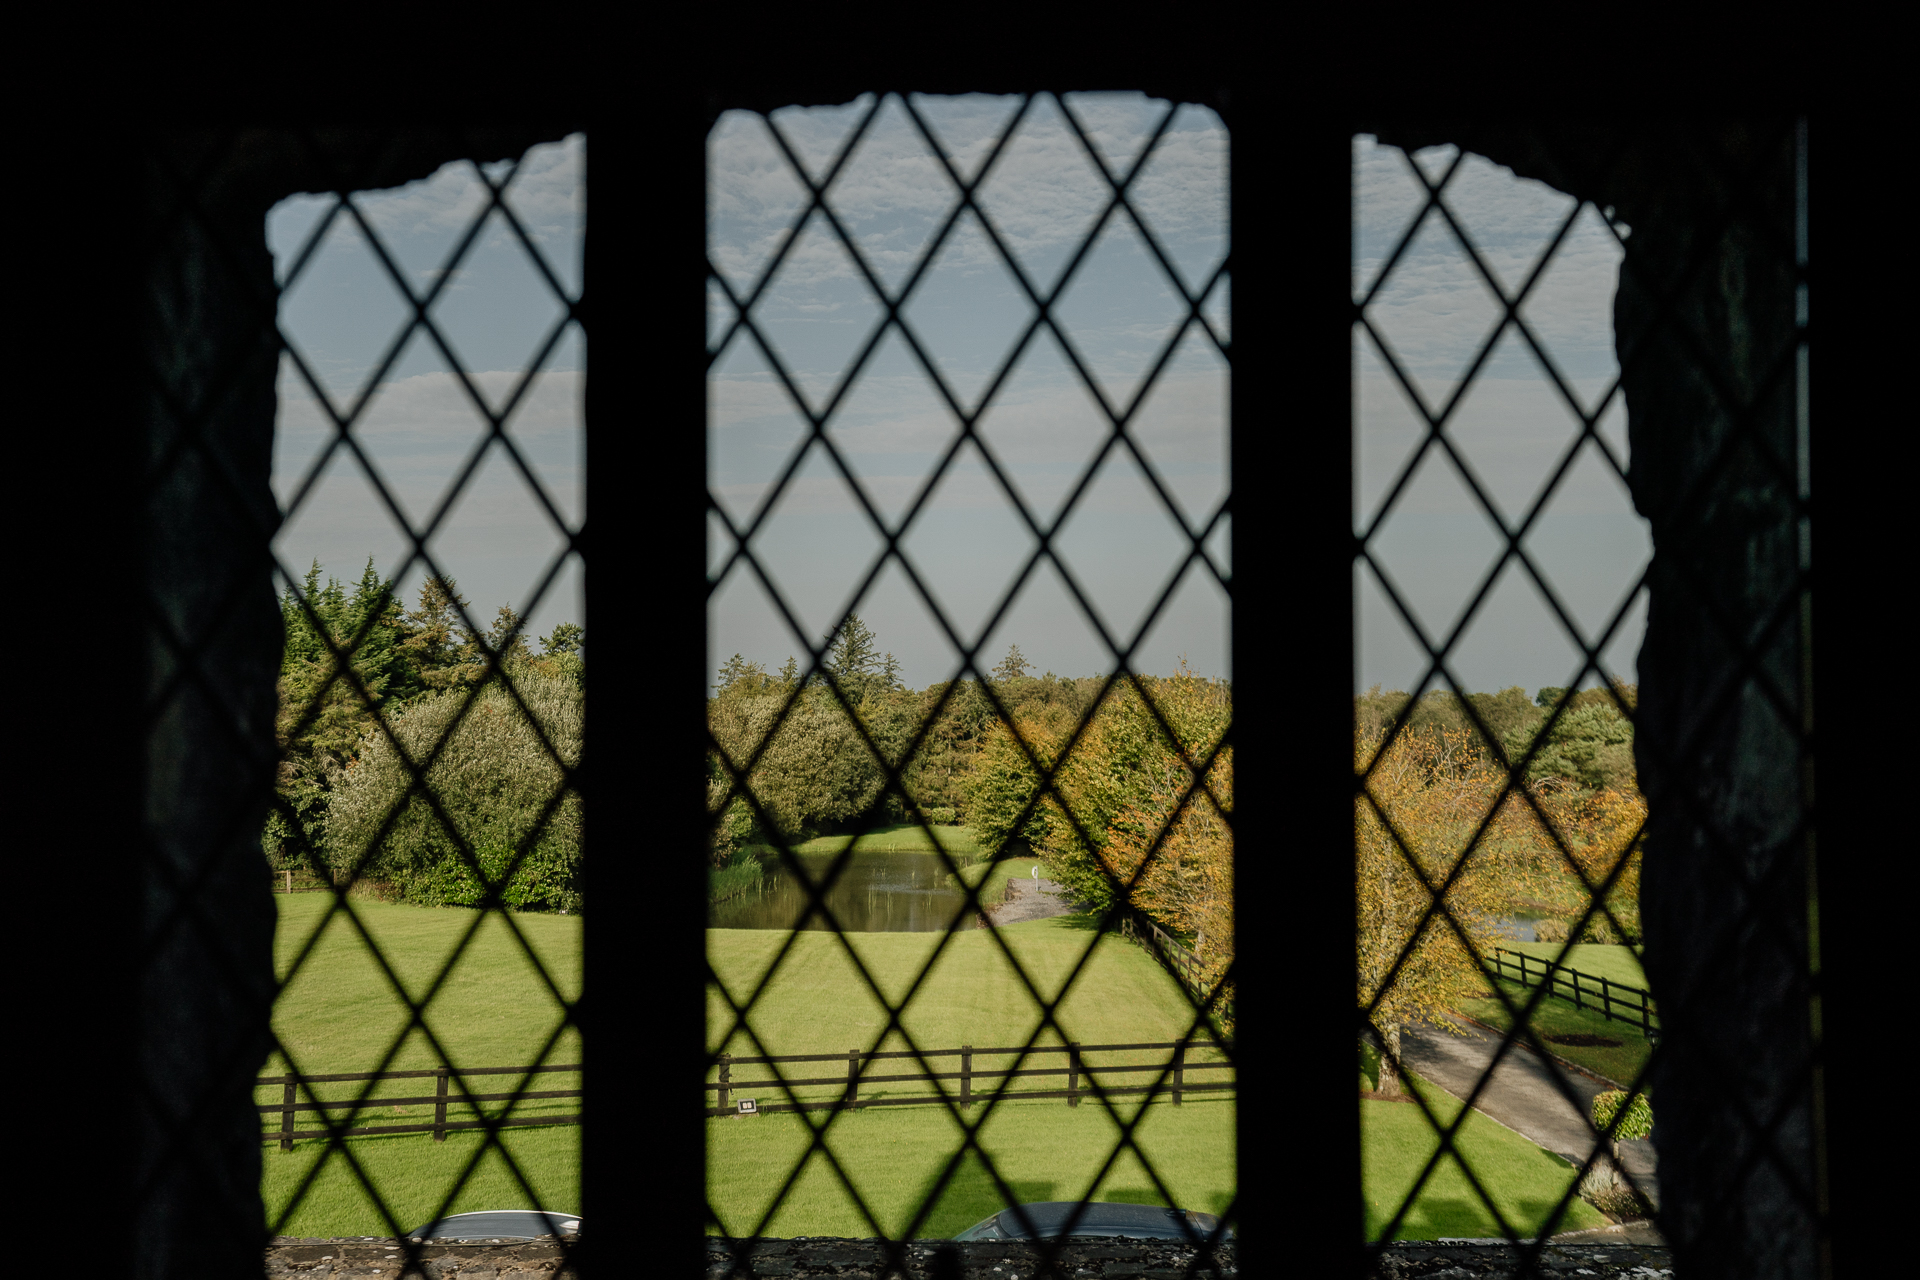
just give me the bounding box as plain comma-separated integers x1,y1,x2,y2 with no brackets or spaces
1358,727,1543,1095
1358,721,1647,1096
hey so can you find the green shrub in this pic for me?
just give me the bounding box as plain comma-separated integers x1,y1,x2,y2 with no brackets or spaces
325,668,582,911
404,842,579,911
1533,918,1569,943
1591,1090,1653,1140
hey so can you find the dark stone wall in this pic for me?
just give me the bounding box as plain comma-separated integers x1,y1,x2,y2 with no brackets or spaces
263,1235,1688,1278
131,128,569,1280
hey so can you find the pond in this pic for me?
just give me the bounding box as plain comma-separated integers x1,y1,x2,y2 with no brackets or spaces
709,850,980,932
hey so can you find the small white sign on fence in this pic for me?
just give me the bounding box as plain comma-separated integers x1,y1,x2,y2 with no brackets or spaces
737,1098,759,1115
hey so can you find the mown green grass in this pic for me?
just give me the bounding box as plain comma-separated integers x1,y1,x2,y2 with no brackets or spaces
1501,942,1648,990
263,895,581,1236
704,916,1236,1236
263,892,1598,1242
706,916,1223,1099
264,1127,581,1238
1456,978,1653,1084
792,824,986,858
1360,1053,1604,1240
709,1096,1234,1238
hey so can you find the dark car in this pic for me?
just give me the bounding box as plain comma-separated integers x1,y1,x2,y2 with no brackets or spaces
952,1201,1231,1242
406,1209,580,1243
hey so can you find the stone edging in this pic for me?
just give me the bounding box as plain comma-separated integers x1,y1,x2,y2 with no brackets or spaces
706,1236,1233,1277
267,1236,576,1277
265,1235,1671,1278
1372,1241,1671,1277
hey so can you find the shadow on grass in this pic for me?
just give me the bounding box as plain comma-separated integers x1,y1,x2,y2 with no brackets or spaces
912,1153,1057,1237
1379,1194,1585,1242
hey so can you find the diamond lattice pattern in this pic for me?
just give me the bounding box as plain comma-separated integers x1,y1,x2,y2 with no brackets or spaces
704,92,1238,1275
249,135,587,1265
1353,125,1813,1266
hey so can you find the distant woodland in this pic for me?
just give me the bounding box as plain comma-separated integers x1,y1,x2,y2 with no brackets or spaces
266,569,1643,1042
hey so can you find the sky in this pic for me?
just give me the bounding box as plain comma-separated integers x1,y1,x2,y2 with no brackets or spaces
269,135,586,648
705,92,1229,690
1353,137,1647,698
267,109,1649,697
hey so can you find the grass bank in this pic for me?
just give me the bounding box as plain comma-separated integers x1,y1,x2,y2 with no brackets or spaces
707,916,1215,1064
1463,941,1654,1082
1455,978,1652,1084
1362,1080,1605,1239
792,824,986,858
1361,1051,1605,1240
1499,941,1647,989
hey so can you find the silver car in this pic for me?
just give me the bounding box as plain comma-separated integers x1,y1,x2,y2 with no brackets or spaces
406,1209,580,1243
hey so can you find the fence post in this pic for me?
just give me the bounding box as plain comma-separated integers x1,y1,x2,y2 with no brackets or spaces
718,1054,732,1115
1601,975,1612,1024
433,1067,449,1142
279,1079,296,1151
1172,1040,1186,1106
1068,1042,1080,1108
961,1045,972,1110
847,1049,860,1111
1571,963,1583,1010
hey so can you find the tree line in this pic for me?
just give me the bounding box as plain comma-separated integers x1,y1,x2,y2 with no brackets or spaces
266,560,585,911
707,615,1644,1043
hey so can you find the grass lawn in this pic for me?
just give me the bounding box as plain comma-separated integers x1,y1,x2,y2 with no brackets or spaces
1363,1080,1605,1240
264,1126,580,1238
707,916,1225,1106
1456,978,1653,1085
706,915,1230,1235
1361,1053,1604,1240
1500,942,1648,990
792,824,986,858
709,1096,1234,1238
263,895,582,1236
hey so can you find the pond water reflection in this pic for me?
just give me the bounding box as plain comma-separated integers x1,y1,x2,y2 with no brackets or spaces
709,850,977,932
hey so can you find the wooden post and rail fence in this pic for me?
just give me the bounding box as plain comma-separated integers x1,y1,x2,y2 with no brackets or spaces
707,1038,1231,1118
1486,946,1661,1042
256,1039,1231,1143
255,1063,581,1149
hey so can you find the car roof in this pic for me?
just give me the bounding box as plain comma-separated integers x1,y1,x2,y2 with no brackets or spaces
406,1209,580,1242
992,1201,1224,1239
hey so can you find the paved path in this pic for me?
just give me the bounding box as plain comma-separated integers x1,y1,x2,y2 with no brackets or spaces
983,874,1083,926
1399,1018,1660,1208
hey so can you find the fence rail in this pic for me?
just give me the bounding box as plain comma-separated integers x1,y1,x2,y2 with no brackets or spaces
1487,947,1661,1042
707,1038,1231,1117
1117,915,1211,999
255,1063,581,1148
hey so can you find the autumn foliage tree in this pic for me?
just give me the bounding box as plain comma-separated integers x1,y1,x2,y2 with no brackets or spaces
1356,713,1646,1096
966,666,1235,1023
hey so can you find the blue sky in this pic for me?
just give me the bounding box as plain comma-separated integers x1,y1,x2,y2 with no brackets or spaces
266,112,1648,696
705,92,1229,690
1353,137,1646,698
269,135,585,648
